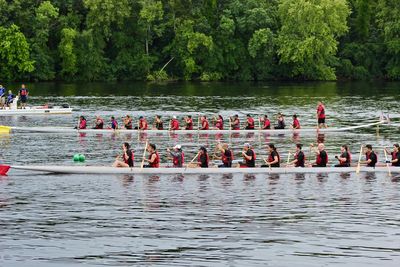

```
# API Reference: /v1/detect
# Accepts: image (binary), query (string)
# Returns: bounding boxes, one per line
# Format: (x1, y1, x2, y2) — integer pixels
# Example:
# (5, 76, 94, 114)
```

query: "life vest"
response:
(295, 151, 305, 167)
(221, 150, 233, 166)
(277, 118, 285, 128)
(149, 152, 160, 168)
(392, 152, 400, 166)
(139, 119, 148, 130)
(95, 119, 104, 129)
(339, 152, 351, 166)
(125, 119, 133, 129)
(247, 118, 255, 129)
(316, 150, 328, 166)
(366, 151, 377, 167)
(245, 149, 256, 167)
(202, 119, 209, 130)
(173, 151, 184, 167)
(232, 119, 240, 130)
(0, 88, 5, 96)
(79, 119, 87, 129)
(317, 105, 326, 119)
(268, 151, 280, 167)
(263, 119, 271, 129)
(171, 119, 179, 130)
(20, 89, 27, 96)
(215, 119, 223, 130)
(7, 94, 14, 102)
(156, 121, 163, 130)
(111, 120, 118, 129)
(124, 150, 134, 167)
(293, 119, 300, 129)
(198, 153, 209, 168)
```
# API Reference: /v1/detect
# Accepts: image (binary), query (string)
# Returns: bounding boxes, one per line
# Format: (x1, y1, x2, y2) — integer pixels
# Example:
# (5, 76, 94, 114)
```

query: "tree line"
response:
(0, 0, 399, 82)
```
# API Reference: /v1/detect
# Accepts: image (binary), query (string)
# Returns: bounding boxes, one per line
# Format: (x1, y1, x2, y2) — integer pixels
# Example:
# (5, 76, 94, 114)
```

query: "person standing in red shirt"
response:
(291, 114, 300, 129)
(316, 101, 327, 128)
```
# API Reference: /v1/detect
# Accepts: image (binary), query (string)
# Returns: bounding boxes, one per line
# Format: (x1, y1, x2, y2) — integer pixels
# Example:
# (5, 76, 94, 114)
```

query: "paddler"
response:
(94, 115, 104, 129)
(288, 144, 305, 167)
(123, 115, 133, 129)
(262, 143, 280, 167)
(138, 116, 148, 130)
(311, 143, 328, 167)
(75, 116, 87, 129)
(0, 85, 5, 109)
(167, 144, 184, 168)
(334, 145, 351, 167)
(275, 113, 285, 129)
(200, 116, 209, 130)
(110, 116, 118, 130)
(215, 143, 233, 168)
(18, 84, 29, 109)
(214, 115, 224, 130)
(245, 114, 255, 130)
(239, 143, 255, 167)
(317, 101, 327, 128)
(231, 114, 240, 130)
(197, 146, 209, 168)
(385, 144, 400, 166)
(291, 114, 300, 129)
(262, 115, 271, 129)
(360, 144, 377, 167)
(113, 142, 134, 167)
(170, 115, 180, 130)
(154, 115, 164, 130)
(143, 143, 160, 168)
(184, 115, 193, 130)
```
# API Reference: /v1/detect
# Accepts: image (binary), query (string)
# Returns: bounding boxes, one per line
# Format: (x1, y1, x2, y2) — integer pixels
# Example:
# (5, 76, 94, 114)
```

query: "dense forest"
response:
(0, 0, 399, 82)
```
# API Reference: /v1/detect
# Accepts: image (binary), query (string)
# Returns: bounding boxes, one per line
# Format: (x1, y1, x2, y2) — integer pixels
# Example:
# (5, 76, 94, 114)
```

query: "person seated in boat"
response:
(275, 113, 285, 129)
(93, 115, 104, 129)
(288, 144, 305, 167)
(144, 143, 160, 168)
(0, 85, 5, 109)
(311, 143, 328, 167)
(262, 115, 271, 129)
(239, 143, 255, 168)
(167, 144, 184, 168)
(213, 115, 224, 130)
(215, 143, 233, 168)
(18, 84, 29, 109)
(197, 146, 209, 168)
(113, 142, 134, 168)
(317, 101, 327, 129)
(384, 144, 400, 167)
(230, 115, 240, 130)
(245, 114, 255, 130)
(6, 90, 15, 107)
(262, 144, 280, 168)
(360, 144, 377, 167)
(170, 116, 180, 130)
(200, 116, 209, 130)
(110, 116, 118, 130)
(138, 116, 148, 130)
(184, 115, 193, 130)
(291, 114, 300, 129)
(122, 115, 133, 129)
(334, 145, 351, 167)
(74, 116, 87, 129)
(154, 115, 164, 130)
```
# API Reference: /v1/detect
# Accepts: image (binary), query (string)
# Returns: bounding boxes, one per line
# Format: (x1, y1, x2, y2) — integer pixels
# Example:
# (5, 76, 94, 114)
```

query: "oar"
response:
(185, 151, 200, 170)
(286, 151, 291, 166)
(356, 144, 363, 174)
(383, 147, 392, 177)
(263, 158, 272, 171)
(140, 140, 148, 169)
(197, 115, 201, 130)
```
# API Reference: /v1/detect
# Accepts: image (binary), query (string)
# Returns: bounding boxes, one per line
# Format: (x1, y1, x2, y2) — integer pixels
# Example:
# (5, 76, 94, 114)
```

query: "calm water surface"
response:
(0, 82, 400, 266)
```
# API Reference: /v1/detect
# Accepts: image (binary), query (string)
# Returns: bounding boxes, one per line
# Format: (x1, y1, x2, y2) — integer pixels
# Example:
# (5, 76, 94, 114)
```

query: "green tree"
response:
(58, 28, 78, 79)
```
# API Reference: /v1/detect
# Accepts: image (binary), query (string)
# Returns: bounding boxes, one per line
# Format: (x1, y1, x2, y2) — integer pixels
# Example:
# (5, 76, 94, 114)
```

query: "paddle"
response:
(286, 151, 291, 166)
(356, 144, 363, 174)
(263, 158, 272, 171)
(185, 151, 200, 170)
(197, 115, 201, 130)
(140, 140, 148, 169)
(383, 147, 392, 177)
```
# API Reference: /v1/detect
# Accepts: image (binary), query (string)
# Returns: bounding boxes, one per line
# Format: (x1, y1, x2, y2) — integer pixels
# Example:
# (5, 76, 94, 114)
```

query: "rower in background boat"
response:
(93, 116, 104, 129)
(288, 144, 305, 167)
(138, 116, 148, 130)
(123, 115, 133, 129)
(154, 115, 164, 130)
(239, 143, 255, 168)
(170, 116, 180, 130)
(245, 114, 255, 130)
(334, 145, 351, 167)
(167, 144, 184, 168)
(231, 114, 240, 130)
(262, 144, 280, 168)
(213, 115, 224, 130)
(317, 101, 327, 128)
(275, 113, 285, 129)
(261, 115, 271, 129)
(143, 143, 160, 168)
(110, 116, 118, 130)
(384, 144, 400, 166)
(0, 85, 5, 109)
(310, 143, 328, 167)
(291, 114, 301, 129)
(113, 142, 134, 168)
(359, 144, 377, 167)
(18, 84, 29, 109)
(184, 115, 193, 130)
(74, 116, 87, 129)
(200, 116, 209, 130)
(215, 143, 233, 168)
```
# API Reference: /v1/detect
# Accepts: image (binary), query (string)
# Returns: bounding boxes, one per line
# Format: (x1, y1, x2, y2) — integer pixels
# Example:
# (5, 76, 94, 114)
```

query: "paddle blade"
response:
(0, 126, 11, 134)
(0, 165, 11, 175)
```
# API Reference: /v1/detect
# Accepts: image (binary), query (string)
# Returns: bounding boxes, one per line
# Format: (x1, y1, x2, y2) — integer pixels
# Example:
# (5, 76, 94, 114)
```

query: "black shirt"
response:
(366, 151, 377, 167)
(269, 151, 280, 167)
(339, 151, 351, 166)
(199, 153, 208, 168)
(296, 151, 305, 167)
(245, 150, 255, 167)
(393, 152, 400, 166)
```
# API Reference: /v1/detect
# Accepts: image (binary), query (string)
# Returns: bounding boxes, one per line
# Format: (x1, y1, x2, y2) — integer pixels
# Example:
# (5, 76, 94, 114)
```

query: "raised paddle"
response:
(356, 145, 363, 174)
(286, 151, 291, 165)
(185, 151, 200, 170)
(140, 140, 148, 169)
(383, 147, 392, 177)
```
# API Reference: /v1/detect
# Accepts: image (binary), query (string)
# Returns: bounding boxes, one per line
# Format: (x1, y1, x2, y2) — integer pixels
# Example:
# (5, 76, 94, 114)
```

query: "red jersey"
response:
(215, 119, 223, 130)
(317, 104, 326, 119)
(247, 118, 255, 129)
(171, 119, 180, 130)
(263, 119, 271, 129)
(201, 119, 209, 130)
(139, 119, 148, 130)
(149, 152, 160, 168)
(293, 118, 300, 129)
(185, 118, 193, 130)
(79, 119, 87, 129)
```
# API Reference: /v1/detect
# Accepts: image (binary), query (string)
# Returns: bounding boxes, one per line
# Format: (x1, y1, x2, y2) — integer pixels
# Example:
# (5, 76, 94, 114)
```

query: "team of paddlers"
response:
(112, 142, 400, 169)
(77, 102, 327, 130)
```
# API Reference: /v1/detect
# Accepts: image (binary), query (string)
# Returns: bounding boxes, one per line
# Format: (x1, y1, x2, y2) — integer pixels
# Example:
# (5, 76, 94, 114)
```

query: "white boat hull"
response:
(0, 107, 72, 116)
(9, 120, 385, 135)
(10, 165, 399, 175)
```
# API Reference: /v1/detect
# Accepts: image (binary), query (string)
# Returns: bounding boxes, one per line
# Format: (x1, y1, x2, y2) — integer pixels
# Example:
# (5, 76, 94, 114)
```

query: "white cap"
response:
(173, 115, 177, 119)
(173, 144, 181, 150)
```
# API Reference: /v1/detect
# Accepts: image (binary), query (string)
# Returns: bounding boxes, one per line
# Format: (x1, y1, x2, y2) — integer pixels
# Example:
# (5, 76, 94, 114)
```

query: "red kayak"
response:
(0, 165, 10, 176)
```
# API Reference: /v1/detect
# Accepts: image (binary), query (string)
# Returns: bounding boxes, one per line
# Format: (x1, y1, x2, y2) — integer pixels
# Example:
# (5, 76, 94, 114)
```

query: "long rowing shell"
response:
(0, 107, 72, 116)
(7, 120, 386, 135)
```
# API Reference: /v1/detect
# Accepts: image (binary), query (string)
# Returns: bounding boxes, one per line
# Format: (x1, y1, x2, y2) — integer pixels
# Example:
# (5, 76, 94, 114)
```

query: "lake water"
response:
(0, 82, 399, 266)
